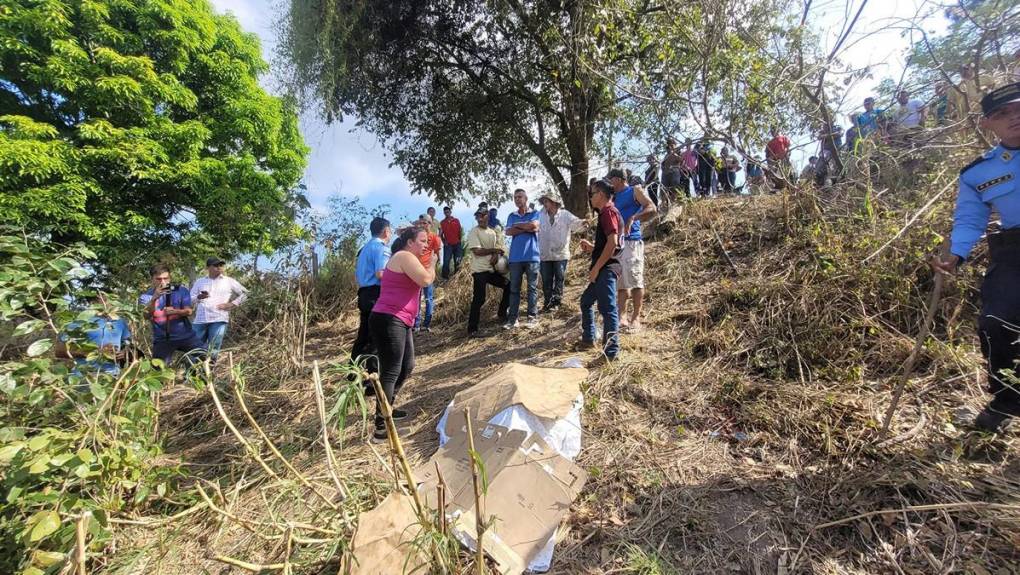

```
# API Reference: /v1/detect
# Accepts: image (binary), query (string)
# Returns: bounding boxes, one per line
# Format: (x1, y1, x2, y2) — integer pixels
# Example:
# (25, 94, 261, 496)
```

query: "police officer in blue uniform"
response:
(931, 82, 1020, 432)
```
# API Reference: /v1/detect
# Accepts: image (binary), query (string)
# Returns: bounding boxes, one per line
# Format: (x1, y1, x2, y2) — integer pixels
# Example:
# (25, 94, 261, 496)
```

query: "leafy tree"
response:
(0, 0, 309, 273)
(908, 0, 1018, 86)
(280, 0, 811, 214)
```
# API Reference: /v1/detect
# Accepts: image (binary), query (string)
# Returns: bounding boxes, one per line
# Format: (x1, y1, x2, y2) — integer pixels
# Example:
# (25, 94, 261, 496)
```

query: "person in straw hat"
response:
(537, 188, 585, 313)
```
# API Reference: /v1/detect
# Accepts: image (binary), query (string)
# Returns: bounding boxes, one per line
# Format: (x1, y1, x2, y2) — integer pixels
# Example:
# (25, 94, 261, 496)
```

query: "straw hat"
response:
(537, 189, 563, 207)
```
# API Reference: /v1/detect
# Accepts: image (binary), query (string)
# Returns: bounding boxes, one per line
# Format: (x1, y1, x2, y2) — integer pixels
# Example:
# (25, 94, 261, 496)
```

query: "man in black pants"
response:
(465, 208, 510, 336)
(351, 217, 392, 380)
(930, 83, 1020, 432)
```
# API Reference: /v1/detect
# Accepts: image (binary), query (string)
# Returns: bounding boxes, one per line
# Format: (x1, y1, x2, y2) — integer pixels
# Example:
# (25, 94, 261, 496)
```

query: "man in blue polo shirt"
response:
(504, 188, 541, 329)
(139, 264, 204, 367)
(608, 168, 656, 333)
(351, 217, 392, 376)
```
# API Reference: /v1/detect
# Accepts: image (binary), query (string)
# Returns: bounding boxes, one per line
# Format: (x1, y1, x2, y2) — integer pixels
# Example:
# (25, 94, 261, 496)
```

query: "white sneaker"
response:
(524, 317, 539, 328)
(503, 320, 519, 330)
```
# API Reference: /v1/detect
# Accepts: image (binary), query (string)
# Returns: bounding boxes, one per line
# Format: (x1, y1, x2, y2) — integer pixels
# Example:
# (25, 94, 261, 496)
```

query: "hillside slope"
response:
(110, 192, 1020, 574)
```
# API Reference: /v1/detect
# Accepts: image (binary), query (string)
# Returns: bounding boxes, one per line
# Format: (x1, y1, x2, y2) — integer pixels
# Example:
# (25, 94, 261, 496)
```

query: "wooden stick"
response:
(710, 223, 739, 274)
(813, 501, 1020, 531)
(465, 409, 485, 575)
(75, 512, 89, 575)
(880, 241, 949, 434)
(436, 462, 448, 536)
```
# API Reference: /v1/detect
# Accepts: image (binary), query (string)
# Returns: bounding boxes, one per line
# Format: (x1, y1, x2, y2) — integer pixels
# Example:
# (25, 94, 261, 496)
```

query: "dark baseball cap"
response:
(474, 208, 488, 216)
(206, 257, 226, 266)
(981, 82, 1020, 116)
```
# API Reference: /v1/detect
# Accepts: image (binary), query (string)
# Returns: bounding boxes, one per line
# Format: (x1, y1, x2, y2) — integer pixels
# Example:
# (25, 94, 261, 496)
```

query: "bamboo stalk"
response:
(368, 374, 424, 515)
(465, 409, 486, 575)
(225, 354, 340, 511)
(312, 360, 351, 500)
(75, 512, 89, 575)
(368, 373, 448, 574)
(436, 461, 448, 536)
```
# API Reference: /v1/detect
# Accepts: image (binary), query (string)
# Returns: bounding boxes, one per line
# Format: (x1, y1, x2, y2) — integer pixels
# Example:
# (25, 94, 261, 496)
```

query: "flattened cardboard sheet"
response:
(442, 363, 587, 439)
(349, 492, 426, 575)
(415, 423, 588, 572)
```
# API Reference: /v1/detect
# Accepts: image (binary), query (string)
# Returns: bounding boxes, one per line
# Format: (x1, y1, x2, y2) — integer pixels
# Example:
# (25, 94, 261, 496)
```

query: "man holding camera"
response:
(139, 264, 204, 367)
(190, 257, 248, 362)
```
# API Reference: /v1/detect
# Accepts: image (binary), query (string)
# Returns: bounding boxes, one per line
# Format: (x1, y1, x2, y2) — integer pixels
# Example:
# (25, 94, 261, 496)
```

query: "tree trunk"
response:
(563, 124, 592, 216)
(566, 160, 591, 216)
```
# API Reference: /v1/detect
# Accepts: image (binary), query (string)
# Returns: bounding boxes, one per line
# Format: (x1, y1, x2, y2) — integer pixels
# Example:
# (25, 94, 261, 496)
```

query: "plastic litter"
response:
(561, 357, 584, 368)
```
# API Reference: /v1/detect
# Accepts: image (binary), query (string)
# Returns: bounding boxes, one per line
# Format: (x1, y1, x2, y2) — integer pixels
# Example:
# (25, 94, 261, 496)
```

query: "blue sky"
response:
(211, 0, 944, 223)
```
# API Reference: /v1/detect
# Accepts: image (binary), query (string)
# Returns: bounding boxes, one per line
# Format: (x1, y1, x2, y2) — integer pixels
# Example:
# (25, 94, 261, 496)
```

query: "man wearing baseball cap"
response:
(931, 82, 1020, 432)
(537, 189, 584, 313)
(190, 257, 248, 361)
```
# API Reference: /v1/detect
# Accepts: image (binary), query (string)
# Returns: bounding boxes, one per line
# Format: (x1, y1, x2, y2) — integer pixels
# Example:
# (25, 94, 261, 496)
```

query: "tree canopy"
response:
(282, 0, 809, 213)
(0, 0, 309, 273)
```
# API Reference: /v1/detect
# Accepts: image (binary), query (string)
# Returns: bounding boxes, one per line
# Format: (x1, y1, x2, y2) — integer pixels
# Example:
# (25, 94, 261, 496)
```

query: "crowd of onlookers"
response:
(642, 59, 1020, 199)
(352, 169, 656, 441)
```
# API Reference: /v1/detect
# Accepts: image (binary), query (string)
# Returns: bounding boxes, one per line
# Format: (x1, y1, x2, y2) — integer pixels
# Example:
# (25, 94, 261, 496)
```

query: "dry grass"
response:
(105, 146, 1020, 574)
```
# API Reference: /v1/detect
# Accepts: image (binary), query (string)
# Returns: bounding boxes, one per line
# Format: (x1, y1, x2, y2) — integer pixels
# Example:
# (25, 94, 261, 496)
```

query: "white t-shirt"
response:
(896, 100, 924, 128)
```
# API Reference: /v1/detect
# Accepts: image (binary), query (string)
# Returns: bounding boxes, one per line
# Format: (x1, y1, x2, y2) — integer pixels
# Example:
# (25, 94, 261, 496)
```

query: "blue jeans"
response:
(414, 284, 434, 329)
(507, 261, 539, 323)
(442, 243, 463, 279)
(193, 322, 228, 360)
(580, 268, 619, 359)
(540, 260, 568, 309)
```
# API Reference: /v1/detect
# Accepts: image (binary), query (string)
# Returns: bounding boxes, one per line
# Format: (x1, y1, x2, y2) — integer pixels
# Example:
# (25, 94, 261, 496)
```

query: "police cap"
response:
(981, 82, 1020, 116)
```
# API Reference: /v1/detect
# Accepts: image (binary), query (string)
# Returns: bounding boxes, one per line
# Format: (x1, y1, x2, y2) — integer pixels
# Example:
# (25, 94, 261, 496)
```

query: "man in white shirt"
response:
(190, 257, 248, 361)
(536, 189, 585, 313)
(894, 89, 926, 130)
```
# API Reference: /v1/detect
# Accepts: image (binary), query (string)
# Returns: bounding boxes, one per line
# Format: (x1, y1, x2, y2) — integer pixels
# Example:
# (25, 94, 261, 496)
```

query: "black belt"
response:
(988, 228, 1020, 265)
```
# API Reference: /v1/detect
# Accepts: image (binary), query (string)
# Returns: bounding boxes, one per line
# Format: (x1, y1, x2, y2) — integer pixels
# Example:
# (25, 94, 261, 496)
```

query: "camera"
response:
(159, 283, 182, 295)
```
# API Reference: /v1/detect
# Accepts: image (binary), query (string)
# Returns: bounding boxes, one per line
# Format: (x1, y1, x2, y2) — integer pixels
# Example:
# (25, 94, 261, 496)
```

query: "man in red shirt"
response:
(765, 126, 792, 191)
(439, 206, 463, 279)
(414, 216, 442, 332)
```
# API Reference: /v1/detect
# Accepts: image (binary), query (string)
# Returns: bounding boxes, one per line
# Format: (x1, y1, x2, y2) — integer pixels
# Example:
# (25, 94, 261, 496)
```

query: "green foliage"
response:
(0, 233, 178, 574)
(0, 0, 309, 273)
(907, 0, 1018, 87)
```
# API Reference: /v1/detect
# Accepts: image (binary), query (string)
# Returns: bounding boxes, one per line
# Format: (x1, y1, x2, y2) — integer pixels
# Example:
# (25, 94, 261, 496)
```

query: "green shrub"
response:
(0, 234, 178, 574)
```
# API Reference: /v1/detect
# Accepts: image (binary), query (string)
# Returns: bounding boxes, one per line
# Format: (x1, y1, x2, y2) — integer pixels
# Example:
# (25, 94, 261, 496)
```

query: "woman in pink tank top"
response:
(368, 226, 437, 442)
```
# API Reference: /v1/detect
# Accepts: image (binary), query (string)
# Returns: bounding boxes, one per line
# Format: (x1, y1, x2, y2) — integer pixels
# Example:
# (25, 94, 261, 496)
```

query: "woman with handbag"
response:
(465, 208, 511, 337)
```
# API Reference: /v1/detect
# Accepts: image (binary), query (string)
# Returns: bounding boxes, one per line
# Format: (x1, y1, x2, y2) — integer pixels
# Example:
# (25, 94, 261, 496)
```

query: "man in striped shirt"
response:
(190, 257, 248, 361)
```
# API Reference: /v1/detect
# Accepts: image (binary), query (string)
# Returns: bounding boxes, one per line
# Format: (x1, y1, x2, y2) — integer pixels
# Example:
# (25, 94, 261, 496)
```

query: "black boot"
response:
(973, 407, 1010, 433)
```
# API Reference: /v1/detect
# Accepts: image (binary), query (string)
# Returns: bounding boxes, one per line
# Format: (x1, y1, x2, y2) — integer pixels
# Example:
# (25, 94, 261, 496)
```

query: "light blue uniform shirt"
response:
(951, 144, 1020, 260)
(356, 237, 391, 288)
